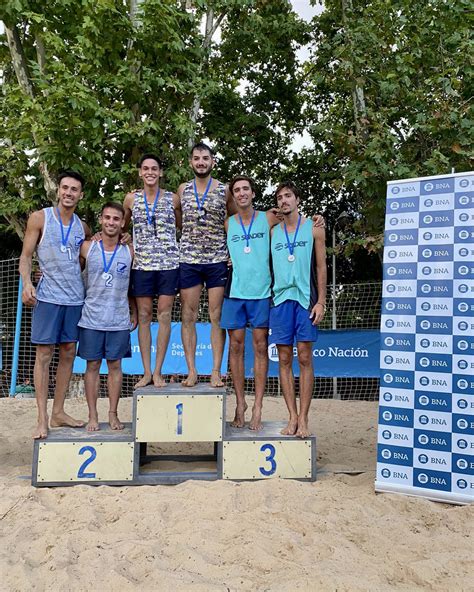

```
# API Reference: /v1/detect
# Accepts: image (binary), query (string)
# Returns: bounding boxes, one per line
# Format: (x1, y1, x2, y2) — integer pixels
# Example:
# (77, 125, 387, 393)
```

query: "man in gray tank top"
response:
(19, 171, 91, 439)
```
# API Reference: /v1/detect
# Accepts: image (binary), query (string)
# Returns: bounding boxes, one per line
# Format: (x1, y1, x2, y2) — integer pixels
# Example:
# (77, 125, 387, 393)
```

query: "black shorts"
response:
(129, 269, 179, 297)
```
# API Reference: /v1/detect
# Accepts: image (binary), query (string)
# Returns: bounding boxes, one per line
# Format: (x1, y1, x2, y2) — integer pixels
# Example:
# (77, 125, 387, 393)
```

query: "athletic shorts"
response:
(180, 261, 228, 290)
(220, 297, 270, 330)
(77, 328, 132, 361)
(269, 300, 318, 345)
(130, 268, 179, 297)
(31, 301, 83, 344)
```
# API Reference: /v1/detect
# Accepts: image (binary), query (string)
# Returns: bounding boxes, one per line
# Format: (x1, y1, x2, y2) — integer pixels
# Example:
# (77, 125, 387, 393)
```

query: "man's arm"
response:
(225, 185, 237, 216)
(309, 226, 327, 325)
(266, 210, 325, 229)
(19, 210, 44, 306)
(82, 221, 92, 240)
(123, 192, 134, 232)
(173, 192, 182, 230)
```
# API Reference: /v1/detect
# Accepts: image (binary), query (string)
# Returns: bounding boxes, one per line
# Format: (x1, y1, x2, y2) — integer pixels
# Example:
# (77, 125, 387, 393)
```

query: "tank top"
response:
(226, 211, 271, 299)
(132, 190, 179, 271)
(78, 241, 132, 331)
(36, 207, 85, 305)
(179, 179, 228, 264)
(271, 217, 316, 309)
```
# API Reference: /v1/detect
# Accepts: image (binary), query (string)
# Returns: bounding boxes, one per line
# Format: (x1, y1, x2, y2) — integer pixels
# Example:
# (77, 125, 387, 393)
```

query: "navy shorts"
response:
(130, 268, 179, 297)
(220, 297, 270, 330)
(31, 301, 83, 344)
(269, 300, 318, 345)
(180, 261, 228, 290)
(77, 328, 132, 361)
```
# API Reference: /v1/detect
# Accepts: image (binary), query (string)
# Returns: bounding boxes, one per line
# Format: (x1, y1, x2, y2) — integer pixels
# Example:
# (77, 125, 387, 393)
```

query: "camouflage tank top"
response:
(179, 179, 228, 264)
(132, 189, 179, 271)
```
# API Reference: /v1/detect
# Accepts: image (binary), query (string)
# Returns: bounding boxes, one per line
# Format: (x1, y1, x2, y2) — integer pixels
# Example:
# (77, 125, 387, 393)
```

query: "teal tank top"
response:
(226, 211, 271, 299)
(271, 217, 314, 309)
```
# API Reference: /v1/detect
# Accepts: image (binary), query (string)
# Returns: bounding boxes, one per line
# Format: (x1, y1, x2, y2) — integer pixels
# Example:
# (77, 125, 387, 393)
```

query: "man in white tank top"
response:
(19, 171, 91, 439)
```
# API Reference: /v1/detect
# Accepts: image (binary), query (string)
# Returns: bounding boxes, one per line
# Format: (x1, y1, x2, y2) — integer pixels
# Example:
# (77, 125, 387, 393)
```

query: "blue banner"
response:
(245, 329, 380, 378)
(73, 322, 229, 375)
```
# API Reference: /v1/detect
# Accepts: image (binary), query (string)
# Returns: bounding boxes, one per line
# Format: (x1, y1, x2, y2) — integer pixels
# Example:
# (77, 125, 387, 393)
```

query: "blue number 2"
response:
(259, 443, 277, 476)
(176, 403, 183, 435)
(77, 445, 97, 478)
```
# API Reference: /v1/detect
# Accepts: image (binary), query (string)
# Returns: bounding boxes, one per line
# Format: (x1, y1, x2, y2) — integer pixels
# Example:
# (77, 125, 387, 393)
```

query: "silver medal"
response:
(60, 245, 67, 253)
(102, 272, 112, 280)
(288, 254, 295, 262)
(198, 209, 205, 217)
(244, 246, 251, 254)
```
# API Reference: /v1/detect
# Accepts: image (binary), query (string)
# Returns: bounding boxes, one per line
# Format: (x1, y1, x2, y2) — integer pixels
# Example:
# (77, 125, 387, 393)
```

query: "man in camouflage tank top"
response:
(176, 142, 236, 387)
(123, 154, 181, 389)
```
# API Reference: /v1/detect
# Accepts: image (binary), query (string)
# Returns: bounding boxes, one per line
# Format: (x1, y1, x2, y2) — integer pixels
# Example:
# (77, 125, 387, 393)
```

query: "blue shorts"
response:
(31, 301, 83, 344)
(77, 328, 132, 361)
(220, 297, 270, 330)
(130, 268, 179, 297)
(269, 300, 318, 345)
(180, 262, 228, 290)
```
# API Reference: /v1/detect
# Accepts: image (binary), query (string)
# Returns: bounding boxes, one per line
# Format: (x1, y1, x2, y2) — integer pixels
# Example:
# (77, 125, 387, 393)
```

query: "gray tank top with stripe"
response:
(78, 241, 132, 331)
(36, 207, 85, 305)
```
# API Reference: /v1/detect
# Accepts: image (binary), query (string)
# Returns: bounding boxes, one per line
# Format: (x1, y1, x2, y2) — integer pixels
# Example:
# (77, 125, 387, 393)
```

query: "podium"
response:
(32, 384, 316, 486)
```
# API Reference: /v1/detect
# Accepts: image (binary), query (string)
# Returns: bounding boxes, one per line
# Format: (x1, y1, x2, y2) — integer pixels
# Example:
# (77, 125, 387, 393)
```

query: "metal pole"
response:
(9, 277, 23, 397)
(332, 227, 339, 400)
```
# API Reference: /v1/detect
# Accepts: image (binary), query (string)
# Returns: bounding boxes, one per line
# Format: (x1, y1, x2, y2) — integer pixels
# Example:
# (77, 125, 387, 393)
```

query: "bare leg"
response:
(249, 328, 268, 431)
(50, 342, 84, 428)
(277, 344, 298, 435)
(134, 296, 153, 388)
(84, 359, 101, 431)
(208, 286, 225, 387)
(228, 329, 247, 427)
(153, 295, 174, 387)
(107, 359, 124, 430)
(32, 344, 54, 439)
(181, 284, 202, 387)
(296, 341, 314, 438)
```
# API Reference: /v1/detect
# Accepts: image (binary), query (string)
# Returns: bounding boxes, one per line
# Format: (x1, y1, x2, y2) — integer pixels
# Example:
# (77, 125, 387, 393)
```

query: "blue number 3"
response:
(77, 445, 97, 478)
(259, 443, 277, 476)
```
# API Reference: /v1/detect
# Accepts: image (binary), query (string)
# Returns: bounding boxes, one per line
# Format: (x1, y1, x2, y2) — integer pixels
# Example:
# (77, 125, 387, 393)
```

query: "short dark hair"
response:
(190, 141, 215, 157)
(275, 180, 302, 200)
(229, 175, 256, 195)
(137, 153, 163, 168)
(57, 170, 85, 190)
(100, 201, 125, 217)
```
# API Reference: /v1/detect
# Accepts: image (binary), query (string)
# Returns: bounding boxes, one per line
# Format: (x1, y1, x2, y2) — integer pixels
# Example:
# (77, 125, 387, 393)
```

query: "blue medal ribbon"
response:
(56, 208, 74, 247)
(143, 189, 160, 225)
(283, 215, 302, 258)
(100, 240, 120, 275)
(238, 210, 256, 250)
(193, 177, 213, 214)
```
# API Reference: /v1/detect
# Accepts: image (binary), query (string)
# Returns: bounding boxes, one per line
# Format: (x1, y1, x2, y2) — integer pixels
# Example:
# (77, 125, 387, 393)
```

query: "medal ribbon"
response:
(238, 210, 256, 250)
(283, 215, 302, 258)
(143, 189, 161, 225)
(193, 177, 213, 213)
(57, 208, 73, 247)
(100, 240, 120, 274)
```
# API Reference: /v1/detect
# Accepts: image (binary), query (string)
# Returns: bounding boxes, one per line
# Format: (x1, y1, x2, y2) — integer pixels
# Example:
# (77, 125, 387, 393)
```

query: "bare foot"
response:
(134, 374, 152, 389)
(109, 411, 124, 430)
(296, 418, 311, 439)
(152, 373, 166, 387)
(33, 416, 49, 439)
(281, 417, 298, 436)
(86, 417, 100, 432)
(230, 403, 248, 428)
(249, 406, 263, 431)
(50, 411, 84, 428)
(210, 370, 224, 388)
(182, 371, 198, 387)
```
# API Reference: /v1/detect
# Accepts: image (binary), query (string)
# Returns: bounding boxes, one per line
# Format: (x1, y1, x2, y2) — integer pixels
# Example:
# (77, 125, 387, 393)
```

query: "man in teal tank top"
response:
(270, 181, 327, 438)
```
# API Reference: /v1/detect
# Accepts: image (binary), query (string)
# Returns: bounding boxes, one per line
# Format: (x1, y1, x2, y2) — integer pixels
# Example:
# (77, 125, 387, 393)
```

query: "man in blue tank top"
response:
(270, 181, 327, 438)
(19, 171, 91, 439)
(77, 202, 136, 431)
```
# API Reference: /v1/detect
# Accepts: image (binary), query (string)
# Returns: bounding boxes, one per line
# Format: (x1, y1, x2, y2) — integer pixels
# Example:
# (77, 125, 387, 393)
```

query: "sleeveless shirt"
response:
(132, 190, 179, 271)
(179, 180, 228, 264)
(226, 211, 271, 299)
(36, 207, 85, 305)
(78, 241, 132, 331)
(271, 218, 316, 310)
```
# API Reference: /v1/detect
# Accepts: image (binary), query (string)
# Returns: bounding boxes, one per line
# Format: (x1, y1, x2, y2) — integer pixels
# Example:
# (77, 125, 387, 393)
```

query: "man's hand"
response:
(270, 207, 283, 221)
(91, 231, 102, 242)
(130, 311, 138, 332)
(309, 302, 326, 325)
(120, 232, 132, 245)
(22, 283, 37, 306)
(312, 215, 325, 228)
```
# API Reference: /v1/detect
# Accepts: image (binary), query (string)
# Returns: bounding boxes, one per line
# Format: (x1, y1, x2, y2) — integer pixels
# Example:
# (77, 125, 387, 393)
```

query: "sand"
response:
(0, 396, 472, 592)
